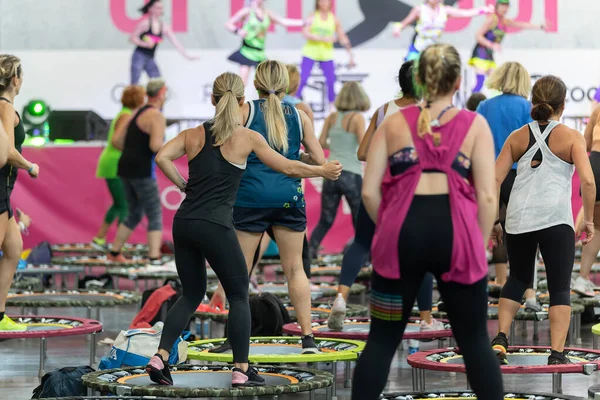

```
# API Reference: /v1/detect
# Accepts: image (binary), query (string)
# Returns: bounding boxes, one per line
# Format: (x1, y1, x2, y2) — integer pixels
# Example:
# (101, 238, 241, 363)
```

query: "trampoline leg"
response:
(594, 334, 598, 350)
(312, 388, 318, 400)
(94, 307, 100, 321)
(419, 368, 425, 390)
(89, 331, 97, 367)
(209, 321, 213, 338)
(114, 276, 119, 289)
(509, 323, 515, 345)
(533, 319, 539, 342)
(344, 360, 351, 388)
(552, 373, 562, 393)
(568, 315, 575, 345)
(331, 361, 337, 398)
(576, 313, 582, 345)
(449, 337, 455, 348)
(466, 376, 470, 390)
(39, 337, 46, 380)
(20, 306, 25, 315)
(86, 307, 92, 319)
(32, 307, 38, 316)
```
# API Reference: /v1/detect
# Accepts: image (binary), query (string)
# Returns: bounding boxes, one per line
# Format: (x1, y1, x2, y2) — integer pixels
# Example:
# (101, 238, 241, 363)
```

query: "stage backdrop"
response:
(13, 144, 353, 253)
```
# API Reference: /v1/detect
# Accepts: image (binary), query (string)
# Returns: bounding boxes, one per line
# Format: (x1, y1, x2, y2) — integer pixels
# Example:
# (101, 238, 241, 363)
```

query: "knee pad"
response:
(500, 276, 528, 303)
(549, 290, 572, 307)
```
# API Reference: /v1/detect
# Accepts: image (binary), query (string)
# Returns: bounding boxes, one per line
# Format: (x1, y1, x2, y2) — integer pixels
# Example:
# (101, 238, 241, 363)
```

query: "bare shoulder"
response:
(0, 101, 15, 122)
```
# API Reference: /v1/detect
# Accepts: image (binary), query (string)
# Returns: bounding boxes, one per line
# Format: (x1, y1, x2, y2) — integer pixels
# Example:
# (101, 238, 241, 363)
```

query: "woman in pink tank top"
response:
(351, 44, 503, 400)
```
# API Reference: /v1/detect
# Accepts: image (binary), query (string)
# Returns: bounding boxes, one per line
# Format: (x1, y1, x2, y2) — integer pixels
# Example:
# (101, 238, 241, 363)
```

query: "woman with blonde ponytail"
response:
(211, 60, 331, 354)
(352, 43, 502, 399)
(151, 71, 341, 387)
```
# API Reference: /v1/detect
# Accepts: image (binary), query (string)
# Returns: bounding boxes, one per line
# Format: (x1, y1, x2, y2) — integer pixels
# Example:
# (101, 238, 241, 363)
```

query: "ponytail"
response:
(211, 73, 245, 146)
(264, 91, 289, 154)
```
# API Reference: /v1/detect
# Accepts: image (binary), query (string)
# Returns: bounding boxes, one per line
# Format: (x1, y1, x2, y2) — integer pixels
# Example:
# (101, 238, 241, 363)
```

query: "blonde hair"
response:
(254, 60, 290, 154)
(212, 72, 245, 147)
(146, 78, 166, 98)
(0, 54, 22, 93)
(414, 44, 462, 136)
(334, 82, 371, 112)
(286, 65, 300, 96)
(486, 61, 531, 98)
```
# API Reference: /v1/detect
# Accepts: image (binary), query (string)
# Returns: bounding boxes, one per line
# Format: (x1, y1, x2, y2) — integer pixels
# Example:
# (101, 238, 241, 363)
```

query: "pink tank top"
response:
(370, 105, 488, 284)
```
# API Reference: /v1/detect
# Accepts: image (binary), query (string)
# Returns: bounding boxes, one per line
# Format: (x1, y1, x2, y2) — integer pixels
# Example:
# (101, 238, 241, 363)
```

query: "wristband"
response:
(27, 164, 34, 173)
(18, 221, 25, 232)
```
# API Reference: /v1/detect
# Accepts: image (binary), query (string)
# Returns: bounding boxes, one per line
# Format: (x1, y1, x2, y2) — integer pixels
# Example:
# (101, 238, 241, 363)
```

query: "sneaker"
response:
(573, 276, 595, 298)
(524, 298, 542, 312)
(249, 283, 259, 295)
(420, 318, 445, 332)
(107, 253, 128, 263)
(327, 294, 346, 331)
(301, 334, 320, 354)
(148, 258, 163, 266)
(0, 315, 27, 331)
(232, 367, 265, 387)
(208, 342, 232, 353)
(145, 354, 173, 385)
(91, 237, 107, 251)
(491, 333, 509, 365)
(548, 350, 573, 365)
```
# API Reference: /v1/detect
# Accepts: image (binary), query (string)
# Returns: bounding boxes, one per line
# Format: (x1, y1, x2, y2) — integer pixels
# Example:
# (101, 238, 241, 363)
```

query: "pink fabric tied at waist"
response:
(370, 106, 488, 285)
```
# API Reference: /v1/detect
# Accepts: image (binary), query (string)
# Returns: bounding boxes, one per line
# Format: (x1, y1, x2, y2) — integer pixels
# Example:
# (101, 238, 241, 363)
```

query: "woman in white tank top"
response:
(492, 75, 596, 365)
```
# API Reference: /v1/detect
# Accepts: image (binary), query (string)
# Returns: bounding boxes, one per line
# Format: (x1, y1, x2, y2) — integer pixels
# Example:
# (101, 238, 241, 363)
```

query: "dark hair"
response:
(466, 93, 487, 112)
(530, 75, 566, 121)
(398, 61, 416, 98)
(140, 0, 160, 14)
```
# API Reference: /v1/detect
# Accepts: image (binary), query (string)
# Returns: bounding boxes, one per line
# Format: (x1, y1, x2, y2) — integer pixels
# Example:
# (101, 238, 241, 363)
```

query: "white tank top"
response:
(505, 121, 575, 234)
(376, 100, 401, 127)
(413, 4, 447, 52)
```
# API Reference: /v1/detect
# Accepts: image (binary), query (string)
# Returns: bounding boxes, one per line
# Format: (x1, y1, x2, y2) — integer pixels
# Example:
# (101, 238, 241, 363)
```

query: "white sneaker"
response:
(573, 276, 595, 298)
(524, 298, 542, 312)
(420, 318, 445, 332)
(326, 294, 346, 331)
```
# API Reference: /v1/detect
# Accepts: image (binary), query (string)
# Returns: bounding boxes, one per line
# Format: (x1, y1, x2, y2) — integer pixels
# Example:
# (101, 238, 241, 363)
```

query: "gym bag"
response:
(31, 365, 94, 398)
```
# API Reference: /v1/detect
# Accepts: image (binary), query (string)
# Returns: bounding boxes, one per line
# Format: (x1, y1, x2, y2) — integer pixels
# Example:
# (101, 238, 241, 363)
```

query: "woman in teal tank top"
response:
(309, 82, 369, 258)
(91, 86, 145, 250)
(0, 55, 39, 332)
(226, 0, 305, 85)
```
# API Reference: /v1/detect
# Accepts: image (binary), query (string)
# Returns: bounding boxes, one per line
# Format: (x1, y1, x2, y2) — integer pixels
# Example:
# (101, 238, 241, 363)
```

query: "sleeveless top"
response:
(303, 11, 336, 61)
(175, 122, 245, 228)
(471, 14, 507, 60)
(136, 18, 163, 57)
(371, 106, 487, 284)
(97, 107, 131, 179)
(235, 99, 305, 209)
(118, 105, 157, 179)
(327, 112, 362, 176)
(505, 121, 574, 234)
(0, 97, 25, 189)
(413, 4, 447, 52)
(376, 100, 402, 127)
(239, 9, 271, 63)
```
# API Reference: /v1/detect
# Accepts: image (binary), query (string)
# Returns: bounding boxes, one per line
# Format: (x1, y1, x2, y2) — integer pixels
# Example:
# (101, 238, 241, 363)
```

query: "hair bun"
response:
(531, 101, 554, 121)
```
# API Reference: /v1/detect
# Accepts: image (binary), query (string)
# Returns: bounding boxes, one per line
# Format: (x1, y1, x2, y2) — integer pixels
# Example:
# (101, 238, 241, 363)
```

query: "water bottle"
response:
(408, 339, 420, 354)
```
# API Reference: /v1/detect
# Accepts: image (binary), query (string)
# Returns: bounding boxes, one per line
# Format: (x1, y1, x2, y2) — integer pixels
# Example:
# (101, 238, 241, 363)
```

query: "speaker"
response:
(48, 110, 109, 142)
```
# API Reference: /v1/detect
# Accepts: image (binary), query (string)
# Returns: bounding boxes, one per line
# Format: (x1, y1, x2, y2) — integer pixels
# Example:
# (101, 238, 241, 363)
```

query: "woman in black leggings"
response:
(491, 75, 596, 365)
(146, 72, 342, 387)
(352, 44, 503, 399)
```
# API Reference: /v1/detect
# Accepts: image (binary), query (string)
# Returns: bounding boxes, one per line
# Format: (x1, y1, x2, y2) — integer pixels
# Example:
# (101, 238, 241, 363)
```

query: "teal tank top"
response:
(235, 99, 305, 209)
(327, 112, 362, 176)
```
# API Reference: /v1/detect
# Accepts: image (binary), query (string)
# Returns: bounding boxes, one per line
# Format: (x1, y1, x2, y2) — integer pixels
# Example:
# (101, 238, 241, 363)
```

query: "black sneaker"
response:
(232, 366, 265, 387)
(208, 341, 232, 353)
(146, 354, 173, 385)
(491, 333, 509, 365)
(548, 350, 573, 365)
(301, 334, 320, 354)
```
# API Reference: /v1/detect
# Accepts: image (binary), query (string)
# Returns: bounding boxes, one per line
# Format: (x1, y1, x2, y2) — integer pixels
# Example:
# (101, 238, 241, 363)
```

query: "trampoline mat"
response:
(444, 353, 587, 365)
(314, 322, 422, 334)
(260, 284, 332, 294)
(9, 293, 124, 302)
(203, 344, 323, 355)
(119, 370, 295, 387)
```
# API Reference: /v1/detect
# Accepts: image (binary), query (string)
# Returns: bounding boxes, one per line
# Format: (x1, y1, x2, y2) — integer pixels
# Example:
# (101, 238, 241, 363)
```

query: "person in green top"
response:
(92, 85, 146, 250)
(225, 0, 305, 85)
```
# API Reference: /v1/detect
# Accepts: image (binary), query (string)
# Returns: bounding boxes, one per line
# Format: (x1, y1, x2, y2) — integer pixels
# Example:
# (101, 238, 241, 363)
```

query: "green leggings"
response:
(104, 178, 128, 224)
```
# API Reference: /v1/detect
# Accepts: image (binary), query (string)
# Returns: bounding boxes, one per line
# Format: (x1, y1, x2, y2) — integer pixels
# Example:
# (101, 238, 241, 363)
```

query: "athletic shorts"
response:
(233, 207, 307, 233)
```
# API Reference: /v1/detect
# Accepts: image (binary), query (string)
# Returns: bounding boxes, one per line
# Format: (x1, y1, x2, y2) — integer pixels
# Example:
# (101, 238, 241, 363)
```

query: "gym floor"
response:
(1, 302, 599, 399)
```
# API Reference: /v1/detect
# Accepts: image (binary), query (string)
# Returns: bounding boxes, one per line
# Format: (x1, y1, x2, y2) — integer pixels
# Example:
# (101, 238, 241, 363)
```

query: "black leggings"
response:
(352, 195, 503, 400)
(502, 224, 574, 307)
(251, 228, 311, 279)
(159, 219, 250, 363)
(309, 171, 362, 256)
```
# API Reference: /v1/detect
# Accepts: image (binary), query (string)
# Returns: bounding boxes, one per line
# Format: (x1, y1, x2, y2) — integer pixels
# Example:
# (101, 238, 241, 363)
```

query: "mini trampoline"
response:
(381, 391, 580, 400)
(7, 290, 141, 319)
(17, 265, 85, 290)
(207, 282, 366, 301)
(52, 255, 154, 267)
(11, 276, 42, 290)
(273, 265, 372, 279)
(0, 315, 102, 378)
(51, 242, 148, 255)
(82, 364, 333, 399)
(316, 254, 344, 266)
(188, 337, 365, 396)
(407, 346, 600, 393)
(283, 317, 453, 342)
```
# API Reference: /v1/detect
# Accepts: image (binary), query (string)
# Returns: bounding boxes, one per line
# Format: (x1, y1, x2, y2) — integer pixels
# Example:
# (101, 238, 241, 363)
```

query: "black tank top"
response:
(0, 97, 26, 188)
(136, 18, 163, 57)
(175, 122, 245, 228)
(118, 105, 156, 179)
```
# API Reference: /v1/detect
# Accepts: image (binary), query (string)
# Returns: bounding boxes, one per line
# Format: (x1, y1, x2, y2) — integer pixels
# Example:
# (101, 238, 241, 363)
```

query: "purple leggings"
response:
(297, 57, 337, 103)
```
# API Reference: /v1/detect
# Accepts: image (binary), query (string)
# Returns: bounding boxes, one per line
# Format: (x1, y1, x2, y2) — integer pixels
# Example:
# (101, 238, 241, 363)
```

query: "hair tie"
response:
(226, 90, 233, 93)
(268, 90, 276, 95)
(426, 100, 433, 108)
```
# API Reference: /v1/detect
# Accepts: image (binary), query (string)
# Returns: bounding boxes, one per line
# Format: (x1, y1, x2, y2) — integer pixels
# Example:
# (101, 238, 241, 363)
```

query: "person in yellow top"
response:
(296, 0, 354, 107)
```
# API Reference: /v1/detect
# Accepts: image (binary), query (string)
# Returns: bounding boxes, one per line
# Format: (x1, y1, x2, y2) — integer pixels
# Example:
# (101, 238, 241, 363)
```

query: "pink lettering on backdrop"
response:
(110, 0, 187, 33)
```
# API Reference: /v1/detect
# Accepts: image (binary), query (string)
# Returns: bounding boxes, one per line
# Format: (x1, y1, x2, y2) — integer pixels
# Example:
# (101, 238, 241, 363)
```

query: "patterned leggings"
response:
(309, 171, 362, 257)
